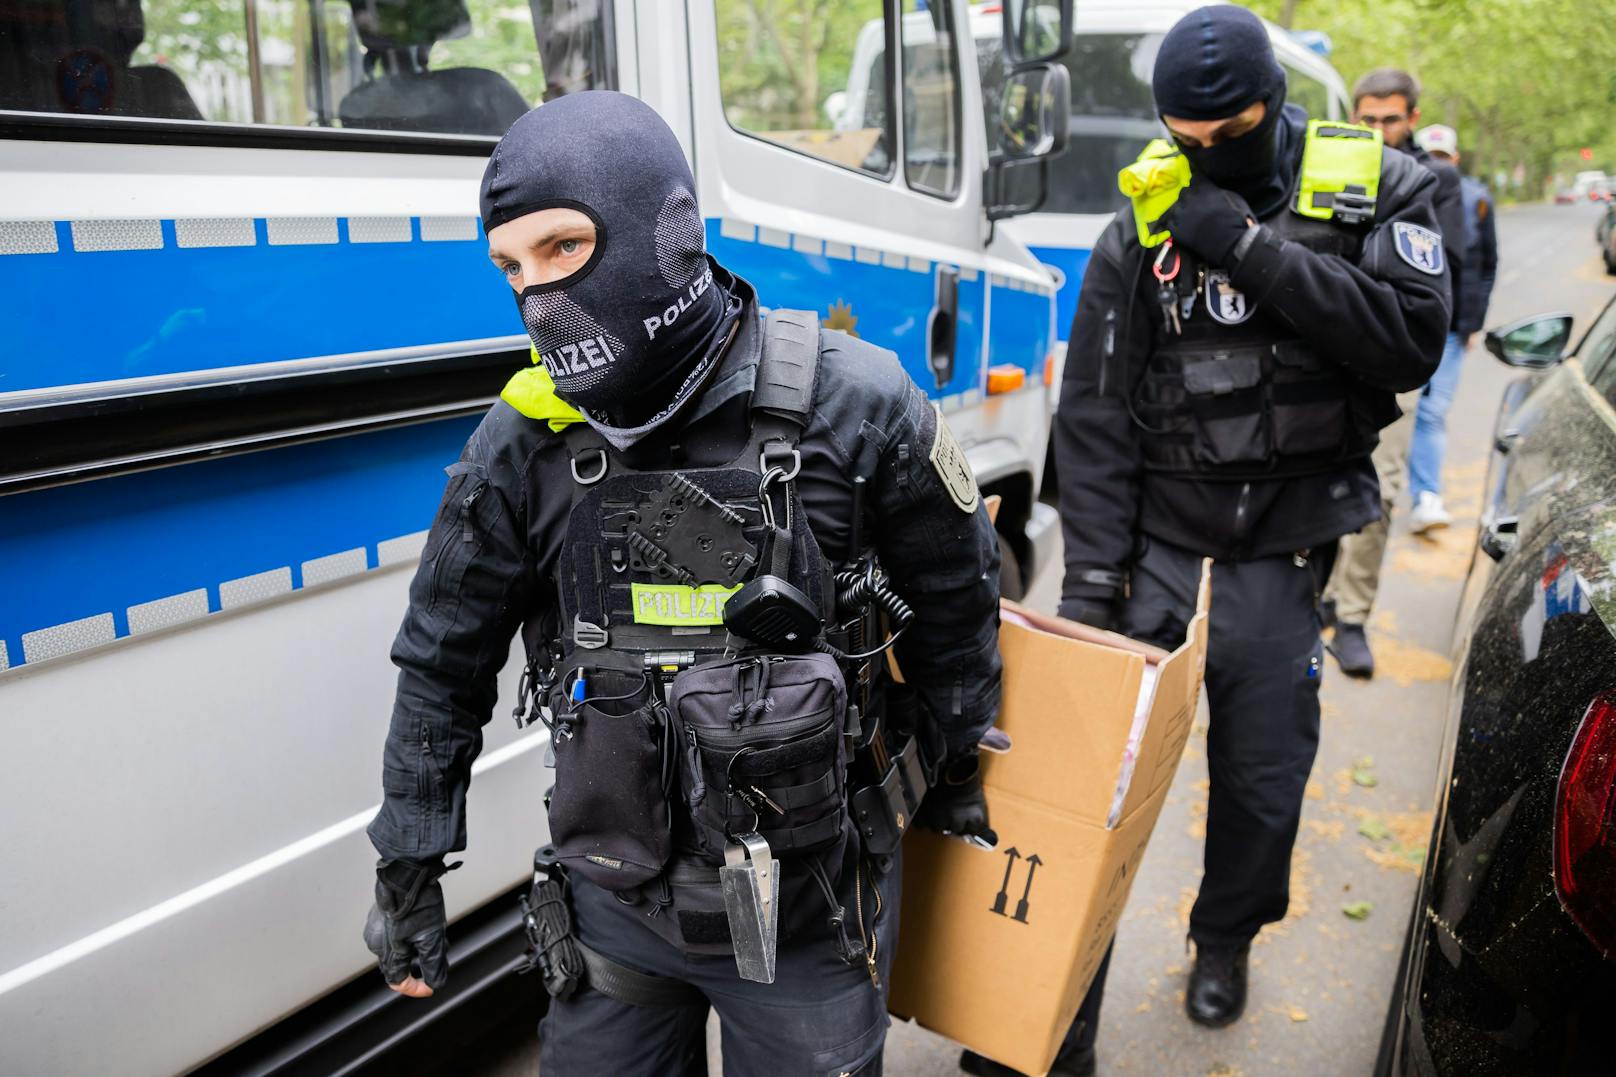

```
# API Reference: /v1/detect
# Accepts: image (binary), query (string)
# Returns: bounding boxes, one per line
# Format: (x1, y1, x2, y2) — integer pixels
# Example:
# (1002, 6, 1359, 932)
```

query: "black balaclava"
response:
(480, 91, 738, 449)
(1152, 5, 1295, 217)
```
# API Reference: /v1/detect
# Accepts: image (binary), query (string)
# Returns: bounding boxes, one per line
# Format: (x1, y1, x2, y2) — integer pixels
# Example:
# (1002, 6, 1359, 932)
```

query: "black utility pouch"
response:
(546, 669, 674, 890)
(668, 652, 849, 862)
(1269, 344, 1351, 457)
(1183, 352, 1271, 467)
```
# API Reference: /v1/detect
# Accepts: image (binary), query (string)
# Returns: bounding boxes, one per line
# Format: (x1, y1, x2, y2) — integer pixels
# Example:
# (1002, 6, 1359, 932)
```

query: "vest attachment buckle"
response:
(759, 441, 801, 482)
(570, 448, 608, 486)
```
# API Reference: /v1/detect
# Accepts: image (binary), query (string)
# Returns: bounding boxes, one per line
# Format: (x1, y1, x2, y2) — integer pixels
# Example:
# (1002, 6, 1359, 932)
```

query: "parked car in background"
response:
(1374, 300, 1616, 1075)
(1573, 169, 1610, 200)
(1599, 201, 1616, 275)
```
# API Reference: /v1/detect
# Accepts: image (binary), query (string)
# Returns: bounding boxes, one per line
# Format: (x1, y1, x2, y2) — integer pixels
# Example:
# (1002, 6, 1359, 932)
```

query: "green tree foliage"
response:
(716, 0, 881, 131)
(1249, 0, 1616, 194)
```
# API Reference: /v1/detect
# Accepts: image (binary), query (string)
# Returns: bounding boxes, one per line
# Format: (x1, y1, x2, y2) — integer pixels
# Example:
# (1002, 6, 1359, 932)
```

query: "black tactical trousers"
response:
(1056, 535, 1333, 1057)
(539, 853, 900, 1076)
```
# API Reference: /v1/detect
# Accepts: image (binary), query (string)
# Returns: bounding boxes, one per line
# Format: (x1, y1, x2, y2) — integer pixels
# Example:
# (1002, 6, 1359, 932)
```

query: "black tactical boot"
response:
(1328, 622, 1375, 678)
(1185, 942, 1250, 1028)
(960, 1046, 1096, 1077)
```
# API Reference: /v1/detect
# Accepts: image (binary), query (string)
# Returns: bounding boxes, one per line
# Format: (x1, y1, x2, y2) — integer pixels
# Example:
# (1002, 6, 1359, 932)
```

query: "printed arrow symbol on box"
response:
(990, 846, 1020, 916)
(1012, 854, 1042, 923)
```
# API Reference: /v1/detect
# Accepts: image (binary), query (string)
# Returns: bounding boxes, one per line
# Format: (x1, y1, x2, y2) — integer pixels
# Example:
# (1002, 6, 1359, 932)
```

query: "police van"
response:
(0, 1, 1069, 1071)
(969, 0, 1351, 426)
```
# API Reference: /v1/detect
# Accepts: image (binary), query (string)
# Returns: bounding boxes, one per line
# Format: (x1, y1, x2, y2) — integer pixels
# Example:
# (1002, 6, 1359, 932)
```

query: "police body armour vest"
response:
(1132, 124, 1389, 480)
(526, 311, 876, 962)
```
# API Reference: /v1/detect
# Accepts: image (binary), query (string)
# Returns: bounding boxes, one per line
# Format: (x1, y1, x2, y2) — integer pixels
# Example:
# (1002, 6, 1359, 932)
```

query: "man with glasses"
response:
(1321, 68, 1466, 678)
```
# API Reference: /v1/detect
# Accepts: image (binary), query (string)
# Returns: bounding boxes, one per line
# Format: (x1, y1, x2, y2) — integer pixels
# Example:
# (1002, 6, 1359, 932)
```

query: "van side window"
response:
(900, 0, 962, 199)
(713, 0, 893, 179)
(1284, 64, 1332, 123)
(0, 0, 615, 138)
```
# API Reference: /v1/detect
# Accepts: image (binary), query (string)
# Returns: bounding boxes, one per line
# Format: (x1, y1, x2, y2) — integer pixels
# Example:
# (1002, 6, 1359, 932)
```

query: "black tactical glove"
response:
(1162, 180, 1256, 266)
(363, 858, 458, 991)
(919, 753, 997, 847)
(1058, 595, 1119, 632)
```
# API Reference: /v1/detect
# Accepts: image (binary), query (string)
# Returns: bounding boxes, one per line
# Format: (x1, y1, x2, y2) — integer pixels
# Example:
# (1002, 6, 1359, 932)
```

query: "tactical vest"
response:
(1126, 122, 1395, 481)
(510, 312, 928, 973)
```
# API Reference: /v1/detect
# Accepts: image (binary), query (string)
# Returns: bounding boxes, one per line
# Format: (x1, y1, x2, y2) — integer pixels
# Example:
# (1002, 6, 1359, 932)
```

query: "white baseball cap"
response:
(1416, 124, 1459, 158)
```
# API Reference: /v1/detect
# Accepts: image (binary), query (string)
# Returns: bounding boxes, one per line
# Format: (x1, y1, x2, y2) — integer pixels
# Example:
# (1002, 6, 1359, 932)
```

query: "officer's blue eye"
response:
(559, 238, 581, 255)
(503, 262, 521, 279)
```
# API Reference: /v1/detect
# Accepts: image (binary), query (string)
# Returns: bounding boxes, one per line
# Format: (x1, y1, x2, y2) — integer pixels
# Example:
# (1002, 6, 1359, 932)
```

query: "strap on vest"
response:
(751, 309, 820, 477)
(577, 939, 707, 1007)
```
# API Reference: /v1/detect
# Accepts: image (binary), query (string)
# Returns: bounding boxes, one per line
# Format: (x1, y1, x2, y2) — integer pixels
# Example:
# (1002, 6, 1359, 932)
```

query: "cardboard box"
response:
(889, 564, 1210, 1076)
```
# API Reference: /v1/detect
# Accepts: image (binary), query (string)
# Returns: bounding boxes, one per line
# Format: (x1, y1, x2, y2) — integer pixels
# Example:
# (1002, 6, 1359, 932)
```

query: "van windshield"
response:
(980, 31, 1164, 216)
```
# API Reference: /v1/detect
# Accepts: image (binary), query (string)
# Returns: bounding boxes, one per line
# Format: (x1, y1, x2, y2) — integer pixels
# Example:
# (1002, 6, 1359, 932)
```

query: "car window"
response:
(1283, 63, 1332, 121)
(715, 0, 893, 180)
(900, 0, 962, 199)
(1579, 296, 1616, 403)
(0, 0, 615, 137)
(979, 31, 1162, 216)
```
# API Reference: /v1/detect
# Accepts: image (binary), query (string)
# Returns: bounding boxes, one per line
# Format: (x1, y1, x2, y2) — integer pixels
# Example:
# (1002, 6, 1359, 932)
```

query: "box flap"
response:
(986, 603, 1145, 826)
(1117, 561, 1211, 821)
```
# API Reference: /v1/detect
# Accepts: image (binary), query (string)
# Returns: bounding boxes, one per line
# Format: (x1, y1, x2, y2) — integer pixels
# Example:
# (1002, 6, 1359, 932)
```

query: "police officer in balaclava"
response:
(361, 91, 1003, 1074)
(961, 8, 1450, 1075)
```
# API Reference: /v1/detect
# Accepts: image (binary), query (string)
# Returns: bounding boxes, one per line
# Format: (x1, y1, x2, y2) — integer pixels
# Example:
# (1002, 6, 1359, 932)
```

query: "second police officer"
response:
(1036, 4, 1449, 1067)
(360, 91, 1002, 1075)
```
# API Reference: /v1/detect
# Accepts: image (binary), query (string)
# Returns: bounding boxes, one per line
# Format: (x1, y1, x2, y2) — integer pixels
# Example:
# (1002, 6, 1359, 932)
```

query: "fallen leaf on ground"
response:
(1343, 901, 1373, 920)
(1288, 1008, 1309, 1022)
(1352, 764, 1379, 788)
(1358, 816, 1391, 841)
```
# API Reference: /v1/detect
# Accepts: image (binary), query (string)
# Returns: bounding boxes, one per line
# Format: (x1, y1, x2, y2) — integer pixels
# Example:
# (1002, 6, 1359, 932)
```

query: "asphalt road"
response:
(470, 200, 1616, 1077)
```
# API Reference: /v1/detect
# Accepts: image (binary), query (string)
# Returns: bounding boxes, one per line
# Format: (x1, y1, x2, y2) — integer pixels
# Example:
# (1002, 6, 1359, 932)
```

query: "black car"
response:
(1600, 201, 1616, 275)
(1376, 301, 1616, 1075)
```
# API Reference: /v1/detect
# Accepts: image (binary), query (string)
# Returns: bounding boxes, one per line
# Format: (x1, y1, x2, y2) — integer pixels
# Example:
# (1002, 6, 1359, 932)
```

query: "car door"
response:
(1406, 299, 1616, 1073)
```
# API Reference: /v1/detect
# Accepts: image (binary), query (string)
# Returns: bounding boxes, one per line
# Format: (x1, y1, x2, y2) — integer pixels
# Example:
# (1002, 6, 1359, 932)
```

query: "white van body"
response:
(0, 2, 1057, 1072)
(970, 0, 1352, 383)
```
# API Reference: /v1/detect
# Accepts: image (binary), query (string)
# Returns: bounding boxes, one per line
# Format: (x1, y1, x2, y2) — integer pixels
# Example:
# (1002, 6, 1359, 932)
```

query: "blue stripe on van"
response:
(1030, 243, 1093, 344)
(0, 416, 478, 668)
(0, 218, 510, 395)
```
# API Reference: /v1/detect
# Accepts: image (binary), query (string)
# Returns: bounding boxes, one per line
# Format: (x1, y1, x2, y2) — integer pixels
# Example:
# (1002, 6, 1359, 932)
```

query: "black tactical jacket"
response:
(368, 276, 1003, 864)
(1056, 135, 1450, 614)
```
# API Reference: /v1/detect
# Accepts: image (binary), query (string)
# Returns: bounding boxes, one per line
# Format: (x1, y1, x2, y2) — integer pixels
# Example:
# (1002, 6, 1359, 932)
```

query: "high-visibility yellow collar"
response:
(501, 347, 585, 431)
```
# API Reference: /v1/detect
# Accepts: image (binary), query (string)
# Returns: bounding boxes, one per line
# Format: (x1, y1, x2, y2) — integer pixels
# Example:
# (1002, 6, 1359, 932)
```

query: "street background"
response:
(474, 201, 1616, 1076)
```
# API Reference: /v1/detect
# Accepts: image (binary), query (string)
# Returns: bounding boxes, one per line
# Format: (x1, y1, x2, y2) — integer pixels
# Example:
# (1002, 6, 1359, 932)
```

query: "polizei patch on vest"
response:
(1204, 269, 1254, 325)
(630, 582, 741, 626)
(929, 405, 979, 514)
(1392, 222, 1444, 276)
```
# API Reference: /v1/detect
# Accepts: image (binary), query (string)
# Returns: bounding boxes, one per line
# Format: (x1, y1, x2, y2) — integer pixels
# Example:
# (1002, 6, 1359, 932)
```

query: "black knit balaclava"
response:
(479, 91, 737, 448)
(1152, 5, 1294, 216)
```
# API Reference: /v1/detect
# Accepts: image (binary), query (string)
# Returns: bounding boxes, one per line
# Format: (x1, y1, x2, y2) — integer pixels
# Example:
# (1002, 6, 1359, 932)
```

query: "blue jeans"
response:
(1409, 332, 1466, 500)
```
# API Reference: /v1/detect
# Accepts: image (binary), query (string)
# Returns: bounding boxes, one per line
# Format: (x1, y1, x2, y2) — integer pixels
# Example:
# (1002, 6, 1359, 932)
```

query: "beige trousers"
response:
(1324, 392, 1421, 625)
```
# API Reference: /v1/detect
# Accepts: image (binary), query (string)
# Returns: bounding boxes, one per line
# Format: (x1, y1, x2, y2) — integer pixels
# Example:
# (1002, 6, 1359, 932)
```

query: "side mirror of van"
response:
(986, 63, 1070, 220)
(1001, 0, 1073, 65)
(997, 64, 1070, 161)
(1485, 312, 1574, 369)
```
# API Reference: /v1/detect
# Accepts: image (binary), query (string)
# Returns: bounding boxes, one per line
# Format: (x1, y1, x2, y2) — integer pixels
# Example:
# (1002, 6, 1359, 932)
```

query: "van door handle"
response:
(928, 265, 960, 390)
(1495, 428, 1520, 455)
(1479, 515, 1518, 562)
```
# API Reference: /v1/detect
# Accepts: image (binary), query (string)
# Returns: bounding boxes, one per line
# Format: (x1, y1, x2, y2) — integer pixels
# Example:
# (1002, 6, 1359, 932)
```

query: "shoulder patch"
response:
(929, 405, 979, 514)
(1392, 222, 1445, 276)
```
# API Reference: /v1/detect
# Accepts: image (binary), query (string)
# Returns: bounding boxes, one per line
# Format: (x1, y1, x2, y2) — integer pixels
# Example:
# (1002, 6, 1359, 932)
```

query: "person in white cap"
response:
(1410, 123, 1498, 535)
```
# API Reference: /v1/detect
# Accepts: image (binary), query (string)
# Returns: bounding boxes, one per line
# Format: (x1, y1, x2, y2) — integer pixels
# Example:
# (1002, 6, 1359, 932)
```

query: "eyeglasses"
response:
(1356, 114, 1408, 127)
